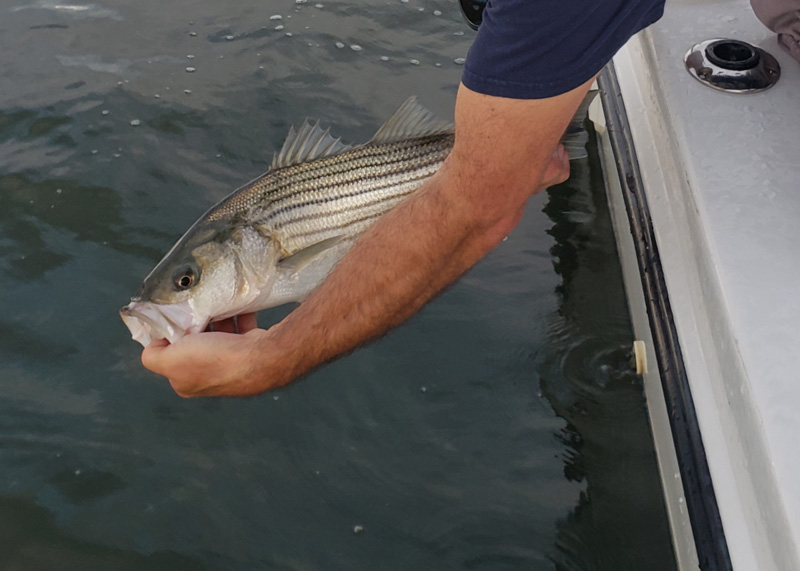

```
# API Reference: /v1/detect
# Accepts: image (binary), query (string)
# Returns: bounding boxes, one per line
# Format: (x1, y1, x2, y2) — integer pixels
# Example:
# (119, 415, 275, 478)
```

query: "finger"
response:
(236, 312, 258, 333)
(141, 339, 170, 373)
(169, 382, 195, 399)
(541, 144, 570, 188)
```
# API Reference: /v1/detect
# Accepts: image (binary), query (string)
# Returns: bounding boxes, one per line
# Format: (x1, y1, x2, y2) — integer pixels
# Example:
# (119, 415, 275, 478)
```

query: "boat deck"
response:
(603, 0, 800, 569)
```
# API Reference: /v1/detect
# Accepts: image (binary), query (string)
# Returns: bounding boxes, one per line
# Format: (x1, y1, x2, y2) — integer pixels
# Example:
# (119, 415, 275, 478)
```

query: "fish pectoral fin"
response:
(278, 236, 345, 277)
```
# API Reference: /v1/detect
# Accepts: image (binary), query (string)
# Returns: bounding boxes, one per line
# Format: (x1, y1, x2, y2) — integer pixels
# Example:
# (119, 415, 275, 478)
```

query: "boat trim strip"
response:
(597, 63, 733, 571)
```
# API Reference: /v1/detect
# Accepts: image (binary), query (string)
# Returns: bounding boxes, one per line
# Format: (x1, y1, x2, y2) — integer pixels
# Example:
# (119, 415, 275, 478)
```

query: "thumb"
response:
(541, 144, 570, 188)
(141, 338, 170, 373)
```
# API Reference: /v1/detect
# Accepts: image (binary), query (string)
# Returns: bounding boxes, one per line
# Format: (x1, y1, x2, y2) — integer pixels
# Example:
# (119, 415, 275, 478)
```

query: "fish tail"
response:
(562, 89, 599, 161)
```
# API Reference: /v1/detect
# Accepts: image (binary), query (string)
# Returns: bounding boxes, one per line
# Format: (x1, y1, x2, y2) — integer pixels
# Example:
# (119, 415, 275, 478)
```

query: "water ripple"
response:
(10, 1, 124, 21)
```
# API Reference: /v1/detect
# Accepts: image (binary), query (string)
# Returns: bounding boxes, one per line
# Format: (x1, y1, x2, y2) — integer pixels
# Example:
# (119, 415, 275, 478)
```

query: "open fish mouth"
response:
(120, 300, 205, 347)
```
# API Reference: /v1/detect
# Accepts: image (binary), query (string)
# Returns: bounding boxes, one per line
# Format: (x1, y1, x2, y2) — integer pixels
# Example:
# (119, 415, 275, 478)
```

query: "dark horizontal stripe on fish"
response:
(269, 178, 424, 235)
(279, 210, 390, 244)
(262, 163, 440, 230)
(263, 140, 451, 207)
(270, 135, 452, 189)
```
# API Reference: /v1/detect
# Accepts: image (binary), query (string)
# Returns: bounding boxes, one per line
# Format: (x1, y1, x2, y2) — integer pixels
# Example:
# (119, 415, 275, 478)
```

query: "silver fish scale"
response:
(207, 134, 454, 254)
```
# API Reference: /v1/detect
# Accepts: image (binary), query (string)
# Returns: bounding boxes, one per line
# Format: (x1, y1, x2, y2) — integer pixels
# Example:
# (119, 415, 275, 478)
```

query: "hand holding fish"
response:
(126, 81, 592, 396)
(141, 321, 280, 397)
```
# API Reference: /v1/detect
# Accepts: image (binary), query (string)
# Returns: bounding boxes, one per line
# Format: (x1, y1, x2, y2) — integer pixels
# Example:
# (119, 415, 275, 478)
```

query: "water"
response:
(0, 1, 676, 569)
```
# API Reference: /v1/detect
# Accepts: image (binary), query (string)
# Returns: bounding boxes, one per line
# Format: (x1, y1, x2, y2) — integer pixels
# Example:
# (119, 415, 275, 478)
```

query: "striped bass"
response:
(121, 96, 591, 346)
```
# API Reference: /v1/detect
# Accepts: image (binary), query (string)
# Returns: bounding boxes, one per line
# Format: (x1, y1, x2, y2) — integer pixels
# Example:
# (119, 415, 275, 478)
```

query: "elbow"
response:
(428, 150, 561, 255)
(445, 176, 533, 253)
(455, 153, 568, 248)
(475, 203, 528, 250)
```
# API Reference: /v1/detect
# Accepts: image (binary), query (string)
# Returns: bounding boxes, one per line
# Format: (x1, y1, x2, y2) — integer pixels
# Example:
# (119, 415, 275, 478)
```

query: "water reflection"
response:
(541, 134, 676, 570)
(0, 318, 75, 362)
(0, 173, 167, 280)
(0, 496, 205, 570)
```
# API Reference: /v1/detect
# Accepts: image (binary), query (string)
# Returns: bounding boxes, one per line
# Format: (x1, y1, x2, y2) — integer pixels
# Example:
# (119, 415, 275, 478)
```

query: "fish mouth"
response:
(120, 299, 206, 347)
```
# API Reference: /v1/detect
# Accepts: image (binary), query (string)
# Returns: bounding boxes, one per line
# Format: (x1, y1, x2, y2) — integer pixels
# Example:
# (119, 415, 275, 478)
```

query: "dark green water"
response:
(0, 1, 676, 569)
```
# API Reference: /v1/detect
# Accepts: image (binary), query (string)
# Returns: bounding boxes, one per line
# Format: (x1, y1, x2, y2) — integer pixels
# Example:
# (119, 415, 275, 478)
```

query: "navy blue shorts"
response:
(462, 0, 665, 99)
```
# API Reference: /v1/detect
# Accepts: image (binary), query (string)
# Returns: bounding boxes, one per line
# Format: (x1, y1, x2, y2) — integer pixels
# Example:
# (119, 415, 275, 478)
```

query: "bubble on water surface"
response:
(269, 14, 283, 20)
(130, 119, 140, 126)
(185, 67, 196, 73)
(335, 41, 345, 49)
(409, 59, 419, 65)
(350, 44, 362, 51)
(454, 57, 465, 65)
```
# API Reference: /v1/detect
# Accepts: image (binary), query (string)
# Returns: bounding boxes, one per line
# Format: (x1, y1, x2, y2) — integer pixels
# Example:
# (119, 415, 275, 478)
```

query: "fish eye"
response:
(173, 266, 197, 291)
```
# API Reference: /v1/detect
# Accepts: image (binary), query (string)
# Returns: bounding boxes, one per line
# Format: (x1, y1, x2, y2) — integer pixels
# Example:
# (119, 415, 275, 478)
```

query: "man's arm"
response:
(141, 79, 594, 397)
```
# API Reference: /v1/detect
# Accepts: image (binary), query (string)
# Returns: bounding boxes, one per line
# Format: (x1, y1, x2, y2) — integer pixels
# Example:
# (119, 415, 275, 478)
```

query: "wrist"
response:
(244, 324, 310, 392)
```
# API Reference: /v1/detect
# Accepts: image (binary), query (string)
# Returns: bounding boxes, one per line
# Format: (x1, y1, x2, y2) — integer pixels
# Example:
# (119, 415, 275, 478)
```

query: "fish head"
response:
(120, 218, 279, 347)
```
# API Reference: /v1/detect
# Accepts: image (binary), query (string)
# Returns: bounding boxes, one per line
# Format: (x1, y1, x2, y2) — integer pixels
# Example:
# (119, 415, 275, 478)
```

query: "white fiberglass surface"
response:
(615, 0, 800, 568)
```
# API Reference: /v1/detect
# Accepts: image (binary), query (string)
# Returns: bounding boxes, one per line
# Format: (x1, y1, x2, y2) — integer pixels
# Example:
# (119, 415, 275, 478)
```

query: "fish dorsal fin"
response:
(272, 120, 352, 169)
(369, 97, 453, 144)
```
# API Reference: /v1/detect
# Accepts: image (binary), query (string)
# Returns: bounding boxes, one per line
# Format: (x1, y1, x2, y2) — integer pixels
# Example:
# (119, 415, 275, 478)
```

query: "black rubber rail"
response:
(597, 64, 733, 571)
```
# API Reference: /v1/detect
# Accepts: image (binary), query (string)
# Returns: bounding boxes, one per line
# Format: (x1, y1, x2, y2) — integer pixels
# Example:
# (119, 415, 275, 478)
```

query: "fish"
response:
(120, 96, 593, 347)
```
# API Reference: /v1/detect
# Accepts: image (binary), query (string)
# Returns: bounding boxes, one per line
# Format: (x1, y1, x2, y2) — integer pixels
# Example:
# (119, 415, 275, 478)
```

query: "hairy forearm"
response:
(253, 82, 593, 390)
(262, 160, 527, 385)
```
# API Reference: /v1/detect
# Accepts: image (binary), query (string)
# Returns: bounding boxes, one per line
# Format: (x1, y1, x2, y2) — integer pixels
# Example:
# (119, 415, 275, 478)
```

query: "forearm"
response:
(263, 159, 527, 386)
(259, 82, 593, 388)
